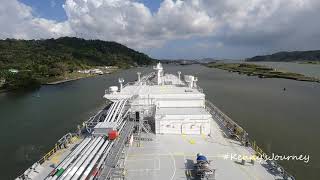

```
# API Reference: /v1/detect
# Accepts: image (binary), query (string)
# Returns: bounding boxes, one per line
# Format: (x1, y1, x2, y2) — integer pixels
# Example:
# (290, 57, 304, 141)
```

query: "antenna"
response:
(118, 78, 124, 91)
(193, 77, 198, 88)
(153, 62, 163, 85)
(137, 72, 141, 83)
(177, 71, 181, 84)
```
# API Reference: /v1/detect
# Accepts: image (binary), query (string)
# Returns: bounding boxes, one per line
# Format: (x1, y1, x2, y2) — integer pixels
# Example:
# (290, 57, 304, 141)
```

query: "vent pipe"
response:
(118, 78, 124, 91)
(137, 72, 141, 83)
(177, 71, 181, 84)
(193, 77, 198, 88)
(153, 62, 163, 85)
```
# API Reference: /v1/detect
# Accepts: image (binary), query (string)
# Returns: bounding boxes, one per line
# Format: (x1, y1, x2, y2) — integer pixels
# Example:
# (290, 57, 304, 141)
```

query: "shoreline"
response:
(44, 76, 96, 85)
(206, 62, 320, 83)
(0, 71, 117, 93)
(44, 69, 119, 85)
(0, 88, 8, 94)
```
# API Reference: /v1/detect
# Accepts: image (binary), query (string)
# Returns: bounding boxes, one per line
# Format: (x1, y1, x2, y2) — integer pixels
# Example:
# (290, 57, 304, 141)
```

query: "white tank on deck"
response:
(184, 75, 195, 88)
(153, 62, 163, 85)
(109, 86, 118, 94)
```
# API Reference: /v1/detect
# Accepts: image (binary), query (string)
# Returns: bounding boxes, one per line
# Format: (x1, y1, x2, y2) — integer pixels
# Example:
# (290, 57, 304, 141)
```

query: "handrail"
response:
(17, 109, 102, 179)
(205, 99, 295, 180)
(17, 133, 80, 179)
(197, 86, 204, 93)
(104, 72, 156, 95)
(250, 140, 295, 180)
(205, 100, 246, 141)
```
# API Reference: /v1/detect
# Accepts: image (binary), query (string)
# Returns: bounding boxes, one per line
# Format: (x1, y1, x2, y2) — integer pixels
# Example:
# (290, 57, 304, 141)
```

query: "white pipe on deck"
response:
(116, 109, 129, 127)
(88, 142, 114, 180)
(70, 138, 106, 180)
(115, 100, 128, 126)
(107, 100, 122, 122)
(62, 137, 103, 180)
(49, 138, 91, 180)
(88, 121, 127, 180)
(115, 99, 127, 122)
(79, 140, 110, 180)
(59, 138, 90, 168)
(104, 101, 121, 122)
(110, 99, 124, 122)
(103, 102, 117, 122)
(59, 137, 100, 179)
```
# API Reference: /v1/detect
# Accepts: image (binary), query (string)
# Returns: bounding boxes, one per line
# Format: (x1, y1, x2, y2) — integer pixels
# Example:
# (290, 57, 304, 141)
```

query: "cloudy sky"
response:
(1, 0, 320, 59)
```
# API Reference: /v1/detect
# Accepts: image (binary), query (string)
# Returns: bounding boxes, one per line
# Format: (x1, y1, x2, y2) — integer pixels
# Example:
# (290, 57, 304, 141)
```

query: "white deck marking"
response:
(126, 159, 161, 172)
(168, 150, 176, 180)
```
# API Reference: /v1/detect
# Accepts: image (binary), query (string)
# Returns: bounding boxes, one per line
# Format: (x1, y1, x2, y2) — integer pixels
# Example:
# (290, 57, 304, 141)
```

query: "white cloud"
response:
(63, 0, 155, 48)
(0, 0, 72, 39)
(1, 0, 320, 56)
(62, 0, 217, 48)
(152, 0, 216, 38)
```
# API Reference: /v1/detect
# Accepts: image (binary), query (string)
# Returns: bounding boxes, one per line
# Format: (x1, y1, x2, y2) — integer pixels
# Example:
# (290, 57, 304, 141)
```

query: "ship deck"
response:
(17, 65, 292, 180)
(124, 119, 279, 180)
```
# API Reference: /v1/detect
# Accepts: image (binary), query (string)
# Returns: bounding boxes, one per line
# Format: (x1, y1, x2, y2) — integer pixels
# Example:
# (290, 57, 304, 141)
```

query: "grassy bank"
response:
(43, 72, 96, 85)
(297, 61, 320, 65)
(206, 62, 320, 83)
(43, 68, 118, 85)
(0, 67, 119, 92)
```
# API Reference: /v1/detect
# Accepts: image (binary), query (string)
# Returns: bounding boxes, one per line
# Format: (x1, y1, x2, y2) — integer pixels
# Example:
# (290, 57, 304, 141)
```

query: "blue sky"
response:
(20, 0, 68, 21)
(2, 0, 320, 59)
(19, 0, 163, 21)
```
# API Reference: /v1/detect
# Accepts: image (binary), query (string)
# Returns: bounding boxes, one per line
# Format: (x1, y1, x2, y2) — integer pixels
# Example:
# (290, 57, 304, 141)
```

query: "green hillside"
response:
(247, 50, 320, 62)
(0, 37, 155, 90)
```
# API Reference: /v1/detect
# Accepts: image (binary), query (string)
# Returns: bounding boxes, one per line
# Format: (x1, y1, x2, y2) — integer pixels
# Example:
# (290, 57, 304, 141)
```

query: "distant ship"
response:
(17, 62, 294, 180)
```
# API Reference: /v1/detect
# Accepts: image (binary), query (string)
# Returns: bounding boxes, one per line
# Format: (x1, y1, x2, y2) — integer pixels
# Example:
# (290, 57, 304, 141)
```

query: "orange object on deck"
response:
(108, 130, 119, 140)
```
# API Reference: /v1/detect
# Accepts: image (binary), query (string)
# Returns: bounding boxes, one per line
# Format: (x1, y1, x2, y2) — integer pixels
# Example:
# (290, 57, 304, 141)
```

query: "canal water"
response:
(250, 61, 320, 79)
(0, 64, 319, 179)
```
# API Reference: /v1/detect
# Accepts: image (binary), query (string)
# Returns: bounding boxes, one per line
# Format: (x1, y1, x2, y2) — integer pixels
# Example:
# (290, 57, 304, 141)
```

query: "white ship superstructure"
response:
(17, 63, 294, 180)
(104, 63, 211, 136)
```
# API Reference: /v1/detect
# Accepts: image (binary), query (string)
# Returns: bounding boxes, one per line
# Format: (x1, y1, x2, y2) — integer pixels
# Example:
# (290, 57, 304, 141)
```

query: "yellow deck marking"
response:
(201, 134, 206, 139)
(159, 85, 169, 92)
(173, 152, 185, 156)
(188, 139, 196, 144)
(70, 136, 80, 143)
(50, 149, 66, 164)
(181, 134, 196, 144)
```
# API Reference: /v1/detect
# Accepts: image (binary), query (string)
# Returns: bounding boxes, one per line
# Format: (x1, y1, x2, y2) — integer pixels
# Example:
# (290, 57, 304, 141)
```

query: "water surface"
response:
(250, 61, 320, 79)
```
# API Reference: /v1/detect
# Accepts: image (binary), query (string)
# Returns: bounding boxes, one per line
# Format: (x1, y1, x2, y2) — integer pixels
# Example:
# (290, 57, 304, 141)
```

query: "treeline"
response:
(0, 37, 155, 90)
(247, 50, 320, 62)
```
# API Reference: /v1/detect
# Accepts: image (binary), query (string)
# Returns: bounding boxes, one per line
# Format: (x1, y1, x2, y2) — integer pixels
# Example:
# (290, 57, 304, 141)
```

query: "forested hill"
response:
(247, 50, 320, 62)
(0, 37, 155, 70)
(0, 37, 155, 90)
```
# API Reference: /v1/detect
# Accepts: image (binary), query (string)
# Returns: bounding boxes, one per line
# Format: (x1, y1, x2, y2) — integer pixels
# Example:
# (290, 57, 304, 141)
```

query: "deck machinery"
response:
(17, 63, 295, 180)
(192, 154, 215, 180)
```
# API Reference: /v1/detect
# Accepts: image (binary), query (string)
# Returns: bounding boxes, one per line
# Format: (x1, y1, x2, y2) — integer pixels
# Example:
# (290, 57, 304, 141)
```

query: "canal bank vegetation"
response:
(206, 62, 320, 83)
(0, 37, 156, 91)
(246, 50, 320, 62)
(297, 61, 320, 65)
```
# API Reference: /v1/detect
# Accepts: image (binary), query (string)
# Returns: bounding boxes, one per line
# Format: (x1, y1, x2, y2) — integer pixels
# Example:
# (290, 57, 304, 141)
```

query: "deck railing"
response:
(17, 132, 80, 179)
(205, 100, 247, 141)
(196, 86, 204, 93)
(105, 72, 156, 95)
(205, 99, 295, 180)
